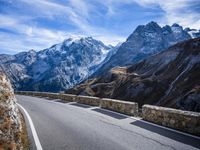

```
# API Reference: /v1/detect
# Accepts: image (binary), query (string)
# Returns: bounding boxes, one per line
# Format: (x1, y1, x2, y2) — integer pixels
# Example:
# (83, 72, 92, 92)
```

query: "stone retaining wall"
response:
(15, 91, 138, 116)
(76, 95, 100, 106)
(60, 94, 77, 102)
(100, 98, 138, 116)
(46, 93, 60, 99)
(142, 105, 200, 136)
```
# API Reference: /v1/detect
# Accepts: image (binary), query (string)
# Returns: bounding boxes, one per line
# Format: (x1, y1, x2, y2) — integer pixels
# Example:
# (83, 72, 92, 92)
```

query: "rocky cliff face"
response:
(0, 37, 112, 92)
(0, 72, 22, 149)
(93, 22, 197, 76)
(66, 38, 200, 112)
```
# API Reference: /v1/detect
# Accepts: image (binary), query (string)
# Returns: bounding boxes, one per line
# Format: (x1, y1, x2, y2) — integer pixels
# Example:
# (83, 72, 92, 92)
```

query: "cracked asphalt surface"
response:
(16, 95, 200, 150)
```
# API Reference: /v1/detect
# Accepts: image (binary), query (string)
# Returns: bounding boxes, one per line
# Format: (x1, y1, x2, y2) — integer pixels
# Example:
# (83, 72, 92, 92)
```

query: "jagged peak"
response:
(63, 36, 84, 43)
(64, 36, 95, 42)
(162, 25, 171, 29)
(146, 21, 160, 28)
(63, 36, 103, 45)
(15, 49, 36, 57)
(134, 21, 161, 32)
(128, 21, 161, 40)
(184, 27, 197, 32)
(28, 49, 36, 53)
(172, 23, 181, 27)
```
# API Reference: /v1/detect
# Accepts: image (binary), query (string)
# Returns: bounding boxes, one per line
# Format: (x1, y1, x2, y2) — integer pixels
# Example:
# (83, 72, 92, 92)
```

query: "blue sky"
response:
(0, 0, 200, 54)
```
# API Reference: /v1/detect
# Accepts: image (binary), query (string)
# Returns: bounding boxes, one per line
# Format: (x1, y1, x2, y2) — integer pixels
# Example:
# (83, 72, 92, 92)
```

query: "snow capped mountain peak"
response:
(184, 28, 200, 38)
(1, 22, 199, 92)
(171, 23, 183, 33)
(63, 36, 83, 46)
(146, 21, 161, 29)
(0, 36, 114, 91)
(63, 38, 76, 46)
(93, 21, 197, 75)
(172, 23, 181, 27)
(28, 49, 36, 53)
(68, 38, 200, 112)
(62, 36, 106, 48)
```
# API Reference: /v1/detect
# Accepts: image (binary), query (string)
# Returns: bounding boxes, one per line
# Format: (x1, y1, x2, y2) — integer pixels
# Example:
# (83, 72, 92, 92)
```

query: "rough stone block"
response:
(76, 95, 100, 106)
(142, 105, 200, 136)
(100, 98, 138, 116)
(60, 94, 77, 102)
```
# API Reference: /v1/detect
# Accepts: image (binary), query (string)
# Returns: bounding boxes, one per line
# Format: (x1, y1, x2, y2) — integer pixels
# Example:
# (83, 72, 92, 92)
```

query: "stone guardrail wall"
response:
(15, 91, 138, 116)
(101, 98, 138, 116)
(60, 93, 77, 102)
(142, 105, 200, 136)
(15, 91, 200, 136)
(76, 95, 100, 106)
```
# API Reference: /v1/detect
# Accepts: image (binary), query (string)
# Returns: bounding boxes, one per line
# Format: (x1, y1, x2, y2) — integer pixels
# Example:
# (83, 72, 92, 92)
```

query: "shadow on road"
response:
(130, 120, 200, 149)
(43, 97, 55, 100)
(70, 103, 92, 108)
(54, 100, 69, 103)
(92, 108, 128, 120)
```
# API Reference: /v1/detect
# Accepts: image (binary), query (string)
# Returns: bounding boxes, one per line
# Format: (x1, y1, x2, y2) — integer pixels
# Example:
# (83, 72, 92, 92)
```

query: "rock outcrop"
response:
(0, 72, 22, 149)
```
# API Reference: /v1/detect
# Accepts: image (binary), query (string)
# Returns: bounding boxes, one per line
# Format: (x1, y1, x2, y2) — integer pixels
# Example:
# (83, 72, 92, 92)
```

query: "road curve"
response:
(16, 95, 200, 150)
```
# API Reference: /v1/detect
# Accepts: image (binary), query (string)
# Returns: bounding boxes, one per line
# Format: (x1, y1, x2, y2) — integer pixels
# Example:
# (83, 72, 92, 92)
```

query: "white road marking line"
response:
(18, 104, 43, 150)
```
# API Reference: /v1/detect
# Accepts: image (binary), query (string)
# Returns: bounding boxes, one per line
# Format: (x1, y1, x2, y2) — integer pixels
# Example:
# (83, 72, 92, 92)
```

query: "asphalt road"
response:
(16, 95, 200, 150)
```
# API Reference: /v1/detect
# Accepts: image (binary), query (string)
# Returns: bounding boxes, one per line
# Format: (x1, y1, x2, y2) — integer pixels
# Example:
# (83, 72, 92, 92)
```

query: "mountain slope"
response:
(1, 22, 199, 92)
(66, 38, 200, 112)
(0, 37, 112, 92)
(93, 22, 194, 76)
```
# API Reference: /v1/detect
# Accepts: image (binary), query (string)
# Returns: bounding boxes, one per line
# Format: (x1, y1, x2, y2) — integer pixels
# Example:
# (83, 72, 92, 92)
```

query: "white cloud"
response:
(20, 0, 73, 19)
(132, 0, 200, 29)
(68, 0, 91, 18)
(0, 15, 18, 26)
(0, 0, 126, 54)
(0, 14, 68, 53)
(94, 0, 200, 29)
(1, 0, 199, 54)
(0, 13, 124, 54)
(21, 0, 126, 44)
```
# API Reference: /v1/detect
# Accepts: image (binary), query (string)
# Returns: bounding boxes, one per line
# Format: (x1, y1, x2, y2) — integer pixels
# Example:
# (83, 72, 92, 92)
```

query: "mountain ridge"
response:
(0, 22, 199, 92)
(66, 38, 200, 112)
(0, 37, 114, 91)
(91, 21, 198, 77)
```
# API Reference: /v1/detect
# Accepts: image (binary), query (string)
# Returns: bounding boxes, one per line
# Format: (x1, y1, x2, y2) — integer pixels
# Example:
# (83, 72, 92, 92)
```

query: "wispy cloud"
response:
(0, 0, 199, 54)
(0, 0, 127, 53)
(93, 0, 200, 28)
(132, 0, 200, 28)
(0, 14, 68, 52)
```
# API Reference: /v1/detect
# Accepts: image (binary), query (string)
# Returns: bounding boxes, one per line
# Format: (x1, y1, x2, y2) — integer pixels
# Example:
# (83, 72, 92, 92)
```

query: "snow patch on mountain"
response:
(0, 22, 199, 92)
(0, 37, 113, 92)
(93, 21, 199, 76)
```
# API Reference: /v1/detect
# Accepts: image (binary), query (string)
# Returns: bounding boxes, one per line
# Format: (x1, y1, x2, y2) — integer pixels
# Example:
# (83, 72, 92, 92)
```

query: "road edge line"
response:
(18, 104, 43, 150)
